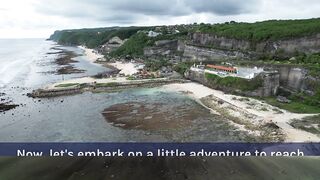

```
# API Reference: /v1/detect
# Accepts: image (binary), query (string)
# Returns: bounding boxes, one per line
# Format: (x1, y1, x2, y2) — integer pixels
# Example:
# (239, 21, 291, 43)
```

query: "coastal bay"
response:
(0, 39, 257, 142)
(32, 45, 319, 142)
(1, 39, 319, 142)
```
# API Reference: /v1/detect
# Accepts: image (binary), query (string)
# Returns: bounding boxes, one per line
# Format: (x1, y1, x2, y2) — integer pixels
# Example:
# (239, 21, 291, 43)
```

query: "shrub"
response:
(205, 73, 263, 91)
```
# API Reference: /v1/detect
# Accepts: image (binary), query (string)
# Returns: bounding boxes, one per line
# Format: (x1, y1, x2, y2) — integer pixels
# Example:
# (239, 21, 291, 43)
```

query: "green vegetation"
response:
(110, 32, 150, 57)
(205, 73, 263, 91)
(50, 27, 148, 48)
(50, 26, 188, 57)
(255, 79, 320, 113)
(291, 115, 320, 134)
(144, 59, 172, 71)
(126, 76, 136, 80)
(290, 89, 320, 106)
(54, 83, 79, 88)
(173, 62, 195, 75)
(289, 53, 320, 77)
(197, 18, 320, 42)
(110, 32, 187, 57)
(261, 97, 320, 114)
(95, 82, 119, 87)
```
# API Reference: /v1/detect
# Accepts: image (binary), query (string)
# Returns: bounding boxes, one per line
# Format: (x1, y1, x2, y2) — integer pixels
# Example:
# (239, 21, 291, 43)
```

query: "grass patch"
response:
(95, 82, 119, 87)
(205, 73, 263, 91)
(126, 76, 136, 80)
(173, 62, 195, 75)
(262, 97, 320, 114)
(290, 115, 320, 134)
(55, 83, 79, 88)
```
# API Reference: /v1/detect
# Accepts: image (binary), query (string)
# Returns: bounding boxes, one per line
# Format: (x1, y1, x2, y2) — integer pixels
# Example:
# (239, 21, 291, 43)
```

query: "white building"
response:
(148, 31, 161, 37)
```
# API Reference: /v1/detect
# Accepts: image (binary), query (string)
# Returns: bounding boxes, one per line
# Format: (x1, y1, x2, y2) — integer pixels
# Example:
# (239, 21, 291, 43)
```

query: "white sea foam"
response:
(0, 39, 46, 86)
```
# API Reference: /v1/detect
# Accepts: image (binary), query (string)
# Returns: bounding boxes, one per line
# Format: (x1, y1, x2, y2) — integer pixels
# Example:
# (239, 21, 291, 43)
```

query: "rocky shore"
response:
(0, 92, 19, 113)
(0, 103, 19, 113)
(50, 47, 86, 75)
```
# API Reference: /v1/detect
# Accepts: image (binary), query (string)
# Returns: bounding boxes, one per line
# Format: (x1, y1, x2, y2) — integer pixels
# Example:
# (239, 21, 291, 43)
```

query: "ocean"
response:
(0, 39, 251, 142)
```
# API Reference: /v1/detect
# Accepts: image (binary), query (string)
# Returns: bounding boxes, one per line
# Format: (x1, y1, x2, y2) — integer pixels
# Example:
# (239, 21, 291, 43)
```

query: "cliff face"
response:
(256, 34, 320, 54)
(183, 45, 251, 61)
(191, 33, 252, 51)
(144, 40, 179, 57)
(268, 66, 320, 94)
(191, 32, 320, 56)
(143, 31, 320, 62)
(278, 66, 307, 91)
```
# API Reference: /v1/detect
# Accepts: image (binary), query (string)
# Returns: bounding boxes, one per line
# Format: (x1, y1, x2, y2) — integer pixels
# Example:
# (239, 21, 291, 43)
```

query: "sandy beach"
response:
(162, 82, 320, 142)
(80, 46, 140, 76)
(79, 46, 105, 63)
(108, 61, 139, 76)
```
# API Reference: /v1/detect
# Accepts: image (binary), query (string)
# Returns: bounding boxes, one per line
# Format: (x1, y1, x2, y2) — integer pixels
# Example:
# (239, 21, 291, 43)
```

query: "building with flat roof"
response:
(190, 63, 264, 79)
(206, 64, 238, 74)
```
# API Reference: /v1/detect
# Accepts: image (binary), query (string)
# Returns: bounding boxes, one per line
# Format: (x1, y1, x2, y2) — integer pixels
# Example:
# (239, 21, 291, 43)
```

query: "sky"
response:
(0, 0, 319, 38)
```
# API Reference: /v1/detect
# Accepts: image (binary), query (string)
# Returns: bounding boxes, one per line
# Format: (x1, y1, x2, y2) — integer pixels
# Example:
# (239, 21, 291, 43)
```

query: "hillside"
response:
(49, 27, 150, 48)
(196, 18, 320, 42)
(50, 18, 320, 46)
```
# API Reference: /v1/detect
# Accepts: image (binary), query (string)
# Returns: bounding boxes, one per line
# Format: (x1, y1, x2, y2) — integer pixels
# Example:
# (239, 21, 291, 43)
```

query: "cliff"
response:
(262, 65, 320, 95)
(182, 44, 251, 61)
(190, 32, 320, 58)
(144, 40, 179, 57)
(143, 32, 320, 62)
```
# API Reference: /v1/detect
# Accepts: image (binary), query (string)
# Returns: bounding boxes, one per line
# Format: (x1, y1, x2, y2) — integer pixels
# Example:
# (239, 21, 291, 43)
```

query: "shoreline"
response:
(79, 46, 105, 63)
(79, 45, 140, 76)
(161, 82, 320, 142)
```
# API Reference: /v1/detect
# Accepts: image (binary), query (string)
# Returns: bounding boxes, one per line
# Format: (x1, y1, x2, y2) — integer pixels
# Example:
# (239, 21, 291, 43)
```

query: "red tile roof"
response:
(206, 65, 237, 72)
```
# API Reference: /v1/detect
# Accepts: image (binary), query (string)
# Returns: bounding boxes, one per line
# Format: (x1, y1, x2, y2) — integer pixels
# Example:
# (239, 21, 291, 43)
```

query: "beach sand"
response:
(80, 46, 139, 76)
(108, 61, 139, 76)
(79, 46, 105, 63)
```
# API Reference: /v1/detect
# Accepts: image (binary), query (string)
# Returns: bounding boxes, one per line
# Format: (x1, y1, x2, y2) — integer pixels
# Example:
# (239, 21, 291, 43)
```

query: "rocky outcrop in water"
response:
(0, 93, 19, 112)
